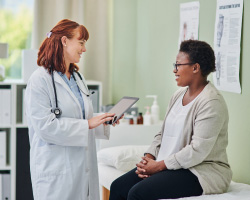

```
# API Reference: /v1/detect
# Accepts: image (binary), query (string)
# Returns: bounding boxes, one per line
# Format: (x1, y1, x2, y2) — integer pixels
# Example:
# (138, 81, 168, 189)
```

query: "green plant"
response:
(0, 74, 5, 81)
(0, 6, 33, 79)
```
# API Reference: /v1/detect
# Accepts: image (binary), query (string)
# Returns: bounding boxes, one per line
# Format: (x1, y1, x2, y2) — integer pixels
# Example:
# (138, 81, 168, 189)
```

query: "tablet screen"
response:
(105, 96, 139, 125)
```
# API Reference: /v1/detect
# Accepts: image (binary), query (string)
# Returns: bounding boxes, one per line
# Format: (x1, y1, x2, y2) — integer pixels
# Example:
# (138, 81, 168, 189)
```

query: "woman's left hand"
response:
(135, 159, 150, 179)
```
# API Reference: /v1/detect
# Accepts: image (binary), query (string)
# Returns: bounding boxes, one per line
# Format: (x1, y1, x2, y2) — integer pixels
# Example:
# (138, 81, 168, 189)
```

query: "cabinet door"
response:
(16, 128, 33, 200)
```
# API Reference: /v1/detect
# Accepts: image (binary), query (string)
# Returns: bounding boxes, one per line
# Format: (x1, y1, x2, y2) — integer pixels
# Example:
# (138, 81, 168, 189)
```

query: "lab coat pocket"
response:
(36, 145, 66, 177)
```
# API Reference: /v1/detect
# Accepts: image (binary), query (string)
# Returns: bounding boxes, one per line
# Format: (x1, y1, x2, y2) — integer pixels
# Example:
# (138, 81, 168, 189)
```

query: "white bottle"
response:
(143, 106, 152, 125)
(146, 95, 160, 124)
(131, 111, 137, 125)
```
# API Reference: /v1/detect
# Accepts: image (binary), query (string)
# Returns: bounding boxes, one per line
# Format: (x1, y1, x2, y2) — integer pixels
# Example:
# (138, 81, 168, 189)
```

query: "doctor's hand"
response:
(88, 113, 115, 129)
(112, 114, 124, 127)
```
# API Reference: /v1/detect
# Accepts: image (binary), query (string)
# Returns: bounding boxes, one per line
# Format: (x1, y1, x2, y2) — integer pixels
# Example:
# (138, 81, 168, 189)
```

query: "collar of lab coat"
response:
(53, 71, 85, 119)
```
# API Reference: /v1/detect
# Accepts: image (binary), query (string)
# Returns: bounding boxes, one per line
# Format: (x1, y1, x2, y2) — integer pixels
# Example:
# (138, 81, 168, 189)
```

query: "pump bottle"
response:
(146, 95, 160, 124)
(143, 106, 152, 125)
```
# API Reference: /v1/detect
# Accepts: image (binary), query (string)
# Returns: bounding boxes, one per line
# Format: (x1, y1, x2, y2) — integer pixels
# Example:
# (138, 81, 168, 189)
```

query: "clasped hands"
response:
(135, 154, 167, 179)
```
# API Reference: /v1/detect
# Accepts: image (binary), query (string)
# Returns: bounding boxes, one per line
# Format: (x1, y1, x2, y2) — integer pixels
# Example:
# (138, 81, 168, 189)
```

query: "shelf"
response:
(0, 125, 12, 128)
(98, 124, 162, 150)
(0, 165, 11, 171)
(1, 80, 102, 200)
(16, 124, 28, 128)
(0, 79, 26, 84)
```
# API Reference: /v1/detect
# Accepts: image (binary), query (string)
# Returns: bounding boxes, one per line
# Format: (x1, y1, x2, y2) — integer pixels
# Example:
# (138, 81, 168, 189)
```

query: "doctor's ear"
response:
(61, 36, 67, 47)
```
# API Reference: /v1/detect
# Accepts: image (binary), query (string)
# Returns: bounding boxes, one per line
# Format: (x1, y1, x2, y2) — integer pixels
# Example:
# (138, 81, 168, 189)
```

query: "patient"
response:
(109, 40, 232, 200)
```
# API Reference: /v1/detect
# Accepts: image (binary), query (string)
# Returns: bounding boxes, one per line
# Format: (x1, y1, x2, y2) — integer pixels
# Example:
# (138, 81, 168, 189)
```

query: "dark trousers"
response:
(109, 168, 203, 200)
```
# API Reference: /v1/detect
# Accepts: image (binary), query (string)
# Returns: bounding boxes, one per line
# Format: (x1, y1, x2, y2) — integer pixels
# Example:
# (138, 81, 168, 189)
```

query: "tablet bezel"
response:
(105, 96, 139, 125)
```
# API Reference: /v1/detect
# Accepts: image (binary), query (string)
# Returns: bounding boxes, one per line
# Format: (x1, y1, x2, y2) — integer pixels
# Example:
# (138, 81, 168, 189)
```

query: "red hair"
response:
(37, 19, 89, 74)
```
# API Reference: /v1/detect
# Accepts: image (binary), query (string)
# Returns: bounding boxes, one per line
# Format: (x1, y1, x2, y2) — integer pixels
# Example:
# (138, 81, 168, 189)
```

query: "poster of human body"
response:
(178, 1, 200, 46)
(213, 0, 243, 93)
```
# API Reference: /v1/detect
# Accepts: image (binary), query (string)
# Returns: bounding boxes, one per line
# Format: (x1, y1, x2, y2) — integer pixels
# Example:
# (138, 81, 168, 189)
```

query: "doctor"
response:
(25, 19, 116, 200)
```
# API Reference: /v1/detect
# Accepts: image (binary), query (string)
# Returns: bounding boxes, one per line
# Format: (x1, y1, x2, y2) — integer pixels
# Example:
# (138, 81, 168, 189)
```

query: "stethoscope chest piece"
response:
(51, 107, 62, 118)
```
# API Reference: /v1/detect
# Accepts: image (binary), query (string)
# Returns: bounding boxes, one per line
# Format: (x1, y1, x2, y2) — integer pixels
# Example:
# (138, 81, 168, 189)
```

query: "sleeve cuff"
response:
(94, 124, 110, 139)
(164, 154, 182, 170)
(144, 147, 157, 158)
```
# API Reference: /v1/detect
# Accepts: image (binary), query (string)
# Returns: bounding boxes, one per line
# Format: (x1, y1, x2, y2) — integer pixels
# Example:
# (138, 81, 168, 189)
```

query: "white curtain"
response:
(31, 0, 85, 49)
(32, 0, 112, 105)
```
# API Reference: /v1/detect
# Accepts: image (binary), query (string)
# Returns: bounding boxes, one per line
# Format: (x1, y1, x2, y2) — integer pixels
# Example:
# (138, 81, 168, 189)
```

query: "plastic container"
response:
(137, 113, 143, 125)
(146, 95, 160, 124)
(131, 111, 137, 125)
(143, 106, 152, 125)
(119, 113, 130, 125)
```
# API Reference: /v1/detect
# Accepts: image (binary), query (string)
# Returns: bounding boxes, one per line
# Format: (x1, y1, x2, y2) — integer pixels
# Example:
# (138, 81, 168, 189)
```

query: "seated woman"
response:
(109, 40, 232, 200)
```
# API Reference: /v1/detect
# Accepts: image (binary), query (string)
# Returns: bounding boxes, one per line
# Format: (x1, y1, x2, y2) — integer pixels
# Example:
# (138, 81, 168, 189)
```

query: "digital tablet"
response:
(105, 96, 139, 125)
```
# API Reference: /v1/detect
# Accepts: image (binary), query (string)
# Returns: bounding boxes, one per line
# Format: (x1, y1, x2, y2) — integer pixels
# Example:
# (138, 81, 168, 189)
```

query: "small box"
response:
(0, 131, 6, 167)
(22, 88, 27, 124)
(0, 89, 11, 125)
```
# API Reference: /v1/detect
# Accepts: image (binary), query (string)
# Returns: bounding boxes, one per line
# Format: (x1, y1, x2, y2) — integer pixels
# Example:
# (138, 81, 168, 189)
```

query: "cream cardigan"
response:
(146, 82, 232, 195)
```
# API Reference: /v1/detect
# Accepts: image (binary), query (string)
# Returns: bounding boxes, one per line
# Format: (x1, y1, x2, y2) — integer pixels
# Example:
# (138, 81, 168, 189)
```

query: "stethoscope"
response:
(50, 66, 94, 118)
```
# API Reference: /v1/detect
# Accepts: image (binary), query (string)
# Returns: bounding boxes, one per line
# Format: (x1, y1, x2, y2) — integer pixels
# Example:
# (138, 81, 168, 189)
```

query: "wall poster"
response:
(178, 1, 200, 46)
(213, 0, 243, 94)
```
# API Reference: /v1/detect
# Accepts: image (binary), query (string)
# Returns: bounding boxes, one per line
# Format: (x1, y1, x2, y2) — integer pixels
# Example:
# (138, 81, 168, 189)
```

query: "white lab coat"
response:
(25, 67, 109, 200)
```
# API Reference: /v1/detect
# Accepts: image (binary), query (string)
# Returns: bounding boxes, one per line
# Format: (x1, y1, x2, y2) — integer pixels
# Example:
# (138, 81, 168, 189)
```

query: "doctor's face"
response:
(63, 27, 87, 64)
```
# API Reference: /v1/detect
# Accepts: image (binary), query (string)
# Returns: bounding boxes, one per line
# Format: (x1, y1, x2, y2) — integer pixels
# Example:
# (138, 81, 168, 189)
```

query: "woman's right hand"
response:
(88, 113, 115, 129)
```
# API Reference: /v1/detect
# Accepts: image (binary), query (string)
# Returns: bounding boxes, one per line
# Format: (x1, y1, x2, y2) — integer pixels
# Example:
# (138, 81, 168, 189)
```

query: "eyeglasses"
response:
(173, 63, 195, 71)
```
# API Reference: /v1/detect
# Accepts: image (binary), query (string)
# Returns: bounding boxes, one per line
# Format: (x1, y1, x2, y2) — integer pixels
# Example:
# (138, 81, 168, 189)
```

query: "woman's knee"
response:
(127, 184, 145, 200)
(110, 168, 141, 200)
(110, 178, 121, 193)
(109, 176, 128, 200)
